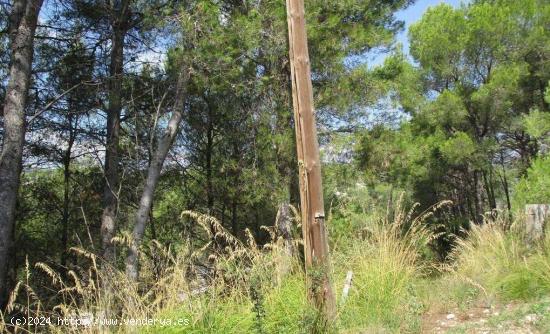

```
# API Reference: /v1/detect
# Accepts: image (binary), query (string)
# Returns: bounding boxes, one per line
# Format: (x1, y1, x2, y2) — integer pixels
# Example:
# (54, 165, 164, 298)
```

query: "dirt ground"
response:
(421, 302, 548, 334)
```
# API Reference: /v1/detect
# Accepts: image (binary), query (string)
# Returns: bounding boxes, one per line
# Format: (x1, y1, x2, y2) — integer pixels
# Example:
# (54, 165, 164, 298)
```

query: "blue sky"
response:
(369, 0, 470, 67)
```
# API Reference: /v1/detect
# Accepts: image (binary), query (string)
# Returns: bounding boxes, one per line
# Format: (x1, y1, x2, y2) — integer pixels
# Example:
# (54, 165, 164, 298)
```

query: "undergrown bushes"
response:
(449, 218, 550, 302)
(3, 199, 550, 334)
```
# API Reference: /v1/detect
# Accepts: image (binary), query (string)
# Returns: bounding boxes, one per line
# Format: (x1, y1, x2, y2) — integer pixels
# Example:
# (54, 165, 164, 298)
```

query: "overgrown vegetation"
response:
(3, 194, 550, 333)
(0, 0, 549, 332)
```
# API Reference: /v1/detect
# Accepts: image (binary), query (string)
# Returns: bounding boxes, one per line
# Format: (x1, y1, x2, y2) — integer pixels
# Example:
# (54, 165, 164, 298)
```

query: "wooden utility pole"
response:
(286, 0, 336, 319)
(525, 204, 550, 246)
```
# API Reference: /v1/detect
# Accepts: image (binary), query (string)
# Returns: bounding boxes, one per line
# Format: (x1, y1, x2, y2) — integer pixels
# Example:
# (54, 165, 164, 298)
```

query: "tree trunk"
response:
(204, 106, 216, 245)
(125, 71, 189, 281)
(0, 0, 43, 308)
(231, 199, 238, 236)
(499, 151, 512, 222)
(205, 106, 214, 212)
(231, 144, 240, 236)
(148, 206, 157, 241)
(100, 10, 128, 262)
(472, 170, 484, 224)
(61, 131, 75, 268)
(482, 170, 496, 211)
(286, 0, 336, 319)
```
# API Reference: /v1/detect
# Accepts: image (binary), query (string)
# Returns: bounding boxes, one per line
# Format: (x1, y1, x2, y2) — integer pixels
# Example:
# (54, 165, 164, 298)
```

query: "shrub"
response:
(335, 198, 440, 332)
(512, 155, 550, 211)
(450, 220, 550, 302)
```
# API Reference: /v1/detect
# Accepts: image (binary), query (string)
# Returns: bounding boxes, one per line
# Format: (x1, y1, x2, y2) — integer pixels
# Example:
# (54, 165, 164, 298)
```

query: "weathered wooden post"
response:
(275, 203, 295, 257)
(340, 270, 354, 305)
(525, 204, 550, 245)
(285, 0, 336, 319)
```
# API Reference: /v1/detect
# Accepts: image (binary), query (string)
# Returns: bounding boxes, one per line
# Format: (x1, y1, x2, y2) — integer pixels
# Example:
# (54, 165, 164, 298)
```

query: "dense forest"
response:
(0, 0, 549, 332)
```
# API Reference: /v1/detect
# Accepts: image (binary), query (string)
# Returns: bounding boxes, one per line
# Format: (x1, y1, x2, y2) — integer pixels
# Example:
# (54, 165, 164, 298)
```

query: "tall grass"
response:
(4, 199, 548, 333)
(1, 209, 319, 333)
(1, 197, 443, 333)
(449, 214, 550, 302)
(334, 198, 445, 333)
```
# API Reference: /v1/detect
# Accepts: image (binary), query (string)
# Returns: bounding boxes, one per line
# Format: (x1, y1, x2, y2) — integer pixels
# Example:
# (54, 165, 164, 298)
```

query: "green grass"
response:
(143, 200, 438, 334)
(449, 222, 550, 302)
(7, 205, 550, 334)
(140, 209, 550, 334)
(143, 275, 324, 334)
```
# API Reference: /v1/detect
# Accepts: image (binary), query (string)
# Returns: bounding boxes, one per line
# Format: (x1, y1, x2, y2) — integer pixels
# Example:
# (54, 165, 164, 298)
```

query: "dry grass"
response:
(333, 196, 448, 332)
(424, 212, 550, 314)
(5, 199, 548, 333)
(1, 210, 309, 333)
